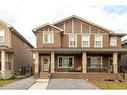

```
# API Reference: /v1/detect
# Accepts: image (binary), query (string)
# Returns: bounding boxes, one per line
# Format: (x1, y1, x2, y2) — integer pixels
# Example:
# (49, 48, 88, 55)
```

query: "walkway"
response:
(47, 79, 98, 89)
(28, 79, 49, 90)
(0, 77, 36, 90)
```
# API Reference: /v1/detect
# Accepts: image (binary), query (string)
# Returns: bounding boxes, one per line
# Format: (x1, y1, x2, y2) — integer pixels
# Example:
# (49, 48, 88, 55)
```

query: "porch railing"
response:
(86, 64, 113, 73)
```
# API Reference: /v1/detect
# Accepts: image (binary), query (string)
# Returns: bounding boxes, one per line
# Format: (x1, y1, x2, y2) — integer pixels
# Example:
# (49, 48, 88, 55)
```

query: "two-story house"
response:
(0, 19, 34, 79)
(32, 15, 127, 80)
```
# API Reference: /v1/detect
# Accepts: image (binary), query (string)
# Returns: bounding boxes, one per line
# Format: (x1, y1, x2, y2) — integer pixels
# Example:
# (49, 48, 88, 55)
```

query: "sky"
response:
(0, 0, 127, 47)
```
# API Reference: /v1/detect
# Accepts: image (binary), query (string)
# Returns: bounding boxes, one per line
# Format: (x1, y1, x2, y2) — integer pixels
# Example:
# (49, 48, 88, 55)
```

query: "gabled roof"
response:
(110, 33, 127, 37)
(0, 19, 11, 27)
(0, 19, 34, 48)
(32, 23, 64, 32)
(53, 15, 115, 33)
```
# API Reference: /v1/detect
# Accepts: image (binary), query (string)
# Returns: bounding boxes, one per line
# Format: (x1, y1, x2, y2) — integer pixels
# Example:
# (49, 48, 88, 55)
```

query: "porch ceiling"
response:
(31, 48, 127, 54)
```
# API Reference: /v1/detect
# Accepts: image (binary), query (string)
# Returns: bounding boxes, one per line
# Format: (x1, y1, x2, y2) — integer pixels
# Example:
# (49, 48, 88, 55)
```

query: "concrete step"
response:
(51, 72, 84, 79)
(39, 72, 49, 79)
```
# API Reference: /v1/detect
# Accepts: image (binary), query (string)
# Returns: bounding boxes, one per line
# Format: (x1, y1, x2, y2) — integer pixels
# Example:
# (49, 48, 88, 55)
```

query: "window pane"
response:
(62, 58, 69, 67)
(95, 35, 102, 47)
(70, 36, 76, 46)
(44, 34, 52, 43)
(88, 57, 101, 68)
(0, 30, 4, 42)
(58, 57, 73, 68)
(0, 30, 4, 36)
(110, 37, 116, 46)
(82, 35, 89, 47)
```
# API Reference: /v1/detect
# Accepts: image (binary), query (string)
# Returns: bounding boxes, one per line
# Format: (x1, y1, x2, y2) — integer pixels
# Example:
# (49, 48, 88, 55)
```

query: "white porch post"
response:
(35, 52, 39, 74)
(1, 50, 6, 79)
(51, 52, 55, 73)
(113, 52, 118, 74)
(82, 52, 87, 73)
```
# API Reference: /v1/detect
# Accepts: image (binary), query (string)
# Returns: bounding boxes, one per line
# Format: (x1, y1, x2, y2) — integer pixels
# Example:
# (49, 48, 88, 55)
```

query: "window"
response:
(87, 57, 102, 68)
(95, 35, 102, 47)
(0, 29, 5, 42)
(82, 35, 90, 47)
(0, 54, 12, 70)
(69, 35, 77, 47)
(110, 37, 117, 46)
(43, 33, 54, 43)
(58, 56, 74, 68)
(5, 54, 12, 70)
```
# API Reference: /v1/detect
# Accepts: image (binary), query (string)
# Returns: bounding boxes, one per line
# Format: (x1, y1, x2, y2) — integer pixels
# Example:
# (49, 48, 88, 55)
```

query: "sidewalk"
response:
(0, 77, 36, 90)
(28, 79, 49, 90)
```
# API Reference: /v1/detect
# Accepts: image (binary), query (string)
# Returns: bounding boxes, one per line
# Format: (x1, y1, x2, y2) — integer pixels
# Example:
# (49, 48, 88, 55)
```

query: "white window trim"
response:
(0, 29, 5, 42)
(58, 56, 74, 68)
(43, 32, 54, 43)
(82, 35, 90, 47)
(94, 35, 103, 47)
(69, 35, 77, 47)
(110, 37, 117, 46)
(87, 56, 103, 68)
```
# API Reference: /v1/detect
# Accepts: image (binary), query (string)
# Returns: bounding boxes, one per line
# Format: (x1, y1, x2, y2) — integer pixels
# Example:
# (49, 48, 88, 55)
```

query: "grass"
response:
(90, 81, 127, 89)
(0, 76, 24, 87)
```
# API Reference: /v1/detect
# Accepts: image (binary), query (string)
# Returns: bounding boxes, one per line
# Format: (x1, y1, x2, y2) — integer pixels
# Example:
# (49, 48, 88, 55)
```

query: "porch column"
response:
(113, 52, 118, 74)
(11, 54, 14, 75)
(51, 52, 55, 73)
(1, 50, 6, 79)
(82, 52, 87, 73)
(35, 52, 39, 75)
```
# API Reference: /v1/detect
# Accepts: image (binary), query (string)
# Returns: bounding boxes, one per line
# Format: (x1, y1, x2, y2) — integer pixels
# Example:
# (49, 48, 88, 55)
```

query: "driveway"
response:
(47, 79, 98, 89)
(0, 77, 36, 90)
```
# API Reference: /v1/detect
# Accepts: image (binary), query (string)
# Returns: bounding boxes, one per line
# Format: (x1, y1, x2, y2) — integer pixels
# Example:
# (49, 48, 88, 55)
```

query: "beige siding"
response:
(0, 23, 11, 47)
(103, 34, 109, 48)
(37, 31, 61, 48)
(82, 23, 89, 33)
(36, 17, 122, 48)
(11, 32, 33, 72)
(74, 19, 81, 33)
(65, 20, 72, 33)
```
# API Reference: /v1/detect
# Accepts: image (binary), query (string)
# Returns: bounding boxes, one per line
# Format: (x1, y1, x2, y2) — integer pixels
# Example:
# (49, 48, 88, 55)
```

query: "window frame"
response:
(43, 32, 54, 43)
(94, 35, 103, 47)
(69, 35, 77, 47)
(0, 29, 5, 42)
(110, 37, 117, 46)
(82, 34, 90, 47)
(87, 56, 103, 68)
(58, 56, 74, 68)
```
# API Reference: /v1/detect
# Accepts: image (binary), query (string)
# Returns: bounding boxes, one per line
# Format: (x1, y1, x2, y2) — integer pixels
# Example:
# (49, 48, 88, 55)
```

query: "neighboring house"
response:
(121, 39, 127, 72)
(0, 20, 34, 79)
(32, 15, 127, 80)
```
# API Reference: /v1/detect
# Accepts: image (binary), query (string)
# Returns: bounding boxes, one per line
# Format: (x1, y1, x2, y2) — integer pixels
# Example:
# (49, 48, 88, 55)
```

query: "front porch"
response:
(34, 48, 125, 80)
(0, 49, 14, 79)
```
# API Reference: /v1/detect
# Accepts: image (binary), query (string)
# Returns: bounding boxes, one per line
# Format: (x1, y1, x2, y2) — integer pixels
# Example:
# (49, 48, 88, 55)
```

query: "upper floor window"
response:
(110, 37, 117, 46)
(69, 35, 77, 47)
(0, 29, 5, 42)
(94, 35, 103, 47)
(43, 33, 54, 43)
(82, 35, 90, 47)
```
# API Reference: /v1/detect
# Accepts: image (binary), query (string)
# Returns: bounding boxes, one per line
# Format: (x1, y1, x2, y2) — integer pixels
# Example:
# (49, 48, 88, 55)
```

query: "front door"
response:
(42, 56, 50, 72)
(108, 58, 113, 73)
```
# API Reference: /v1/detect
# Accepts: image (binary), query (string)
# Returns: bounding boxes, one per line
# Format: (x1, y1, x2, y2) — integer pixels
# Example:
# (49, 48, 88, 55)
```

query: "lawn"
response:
(0, 76, 24, 87)
(90, 81, 127, 89)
